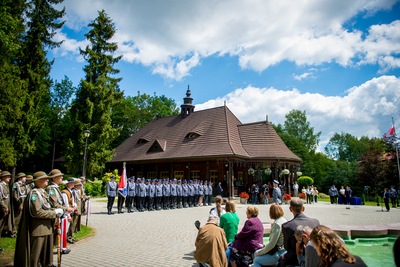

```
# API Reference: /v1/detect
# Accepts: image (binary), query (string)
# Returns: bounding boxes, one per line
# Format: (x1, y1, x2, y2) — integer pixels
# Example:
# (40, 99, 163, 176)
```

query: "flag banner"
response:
(117, 166, 127, 197)
(60, 217, 67, 249)
(384, 122, 395, 138)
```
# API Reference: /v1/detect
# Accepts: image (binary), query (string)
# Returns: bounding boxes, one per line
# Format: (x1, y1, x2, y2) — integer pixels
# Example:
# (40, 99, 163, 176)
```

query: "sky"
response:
(49, 0, 400, 152)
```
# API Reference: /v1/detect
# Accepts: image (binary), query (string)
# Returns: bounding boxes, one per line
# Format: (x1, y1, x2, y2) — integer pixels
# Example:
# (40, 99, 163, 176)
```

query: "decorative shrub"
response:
(283, 194, 292, 201)
(297, 176, 314, 189)
(318, 193, 329, 199)
(85, 178, 104, 196)
(298, 193, 306, 199)
(239, 192, 250, 199)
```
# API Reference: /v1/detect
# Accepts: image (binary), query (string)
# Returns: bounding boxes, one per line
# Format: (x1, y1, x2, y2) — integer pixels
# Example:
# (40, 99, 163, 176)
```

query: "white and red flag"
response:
(384, 122, 395, 138)
(117, 166, 127, 197)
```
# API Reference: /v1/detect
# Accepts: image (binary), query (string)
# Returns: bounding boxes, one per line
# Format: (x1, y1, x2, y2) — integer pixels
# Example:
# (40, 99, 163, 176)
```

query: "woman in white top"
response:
(210, 195, 226, 217)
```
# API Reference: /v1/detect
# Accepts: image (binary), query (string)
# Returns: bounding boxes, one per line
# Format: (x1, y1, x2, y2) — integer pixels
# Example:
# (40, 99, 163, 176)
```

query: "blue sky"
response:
(49, 0, 400, 151)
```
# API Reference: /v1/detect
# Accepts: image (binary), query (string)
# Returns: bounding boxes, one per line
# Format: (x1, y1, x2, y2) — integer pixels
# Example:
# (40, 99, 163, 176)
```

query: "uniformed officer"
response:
(62, 178, 76, 244)
(176, 180, 182, 209)
(203, 181, 209, 206)
(77, 176, 90, 233)
(155, 179, 163, 210)
(198, 180, 204, 206)
(14, 171, 64, 267)
(170, 179, 177, 209)
(182, 180, 188, 208)
(11, 172, 27, 238)
(208, 181, 213, 205)
(188, 180, 195, 207)
(25, 175, 34, 194)
(68, 179, 82, 242)
(193, 179, 199, 207)
(135, 178, 140, 210)
(46, 169, 74, 254)
(144, 179, 150, 210)
(0, 171, 12, 251)
(163, 179, 171, 210)
(138, 178, 146, 212)
(106, 176, 117, 215)
(147, 179, 156, 211)
(126, 177, 136, 213)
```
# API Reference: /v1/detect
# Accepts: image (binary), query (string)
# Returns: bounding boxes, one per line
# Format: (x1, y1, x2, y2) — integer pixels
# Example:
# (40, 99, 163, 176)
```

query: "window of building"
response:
(160, 171, 169, 179)
(147, 172, 155, 179)
(186, 132, 200, 139)
(174, 171, 184, 179)
(137, 172, 143, 178)
(210, 170, 218, 185)
(137, 139, 148, 144)
(191, 170, 200, 180)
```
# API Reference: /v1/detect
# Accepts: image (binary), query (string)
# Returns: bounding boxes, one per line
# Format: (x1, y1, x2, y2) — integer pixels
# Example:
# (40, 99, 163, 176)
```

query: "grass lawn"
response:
(0, 225, 94, 266)
(317, 197, 383, 207)
(97, 199, 117, 202)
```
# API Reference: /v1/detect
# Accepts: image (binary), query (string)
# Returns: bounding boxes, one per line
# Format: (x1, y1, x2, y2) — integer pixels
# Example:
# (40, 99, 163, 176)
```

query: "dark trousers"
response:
(126, 196, 134, 210)
(346, 195, 351, 205)
(188, 195, 194, 207)
(30, 234, 54, 267)
(307, 194, 312, 204)
(135, 196, 139, 209)
(333, 196, 338, 204)
(107, 196, 115, 212)
(384, 198, 390, 211)
(117, 195, 125, 212)
(341, 195, 346, 204)
(170, 196, 176, 209)
(163, 196, 169, 209)
(183, 196, 188, 207)
(147, 197, 154, 210)
(203, 195, 208, 206)
(391, 198, 396, 207)
(138, 197, 145, 211)
(194, 195, 199, 206)
(177, 196, 182, 208)
(208, 194, 212, 205)
(155, 197, 160, 210)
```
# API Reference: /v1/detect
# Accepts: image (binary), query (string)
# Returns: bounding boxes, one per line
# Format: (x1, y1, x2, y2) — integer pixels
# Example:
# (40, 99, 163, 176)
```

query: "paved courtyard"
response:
(56, 199, 400, 266)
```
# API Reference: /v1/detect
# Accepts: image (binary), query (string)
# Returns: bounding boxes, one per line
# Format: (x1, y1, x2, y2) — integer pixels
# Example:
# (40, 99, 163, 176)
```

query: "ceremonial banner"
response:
(60, 217, 67, 249)
(117, 166, 127, 198)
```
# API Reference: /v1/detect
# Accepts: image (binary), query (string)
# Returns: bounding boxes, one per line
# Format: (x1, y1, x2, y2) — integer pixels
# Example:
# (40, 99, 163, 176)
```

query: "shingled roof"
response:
(109, 105, 302, 164)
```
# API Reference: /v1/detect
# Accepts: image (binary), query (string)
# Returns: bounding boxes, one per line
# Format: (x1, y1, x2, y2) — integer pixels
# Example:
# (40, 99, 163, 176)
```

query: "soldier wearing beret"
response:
(11, 172, 28, 238)
(176, 180, 183, 209)
(126, 177, 136, 213)
(0, 171, 12, 251)
(182, 180, 188, 208)
(14, 171, 64, 267)
(106, 176, 117, 215)
(155, 179, 163, 210)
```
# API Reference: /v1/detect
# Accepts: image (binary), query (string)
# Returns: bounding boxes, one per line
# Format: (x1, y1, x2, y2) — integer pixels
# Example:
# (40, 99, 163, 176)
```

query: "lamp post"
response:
(82, 128, 90, 177)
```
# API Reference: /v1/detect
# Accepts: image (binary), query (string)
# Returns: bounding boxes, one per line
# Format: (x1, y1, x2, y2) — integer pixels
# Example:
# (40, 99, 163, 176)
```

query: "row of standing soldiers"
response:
(107, 177, 214, 213)
(0, 169, 89, 267)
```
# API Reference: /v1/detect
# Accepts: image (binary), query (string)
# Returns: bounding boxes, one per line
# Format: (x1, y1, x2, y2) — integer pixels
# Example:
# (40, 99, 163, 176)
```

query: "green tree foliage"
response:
(297, 176, 314, 189)
(65, 10, 123, 177)
(325, 132, 370, 161)
(111, 92, 180, 147)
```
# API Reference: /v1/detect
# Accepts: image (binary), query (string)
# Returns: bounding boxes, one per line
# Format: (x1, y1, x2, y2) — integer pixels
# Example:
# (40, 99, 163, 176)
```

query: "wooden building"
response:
(108, 87, 302, 196)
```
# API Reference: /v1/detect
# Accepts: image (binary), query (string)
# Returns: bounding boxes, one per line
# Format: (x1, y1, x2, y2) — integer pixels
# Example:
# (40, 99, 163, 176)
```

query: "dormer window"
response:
(186, 132, 200, 139)
(137, 138, 149, 144)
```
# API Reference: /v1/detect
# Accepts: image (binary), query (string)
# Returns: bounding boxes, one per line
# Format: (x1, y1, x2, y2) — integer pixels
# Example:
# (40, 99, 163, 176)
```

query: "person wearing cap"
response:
(137, 178, 146, 212)
(193, 180, 199, 207)
(170, 179, 177, 209)
(25, 175, 35, 194)
(188, 180, 195, 207)
(208, 181, 213, 206)
(163, 179, 171, 210)
(147, 179, 156, 211)
(68, 180, 82, 242)
(155, 179, 163, 210)
(272, 180, 282, 204)
(46, 169, 75, 254)
(135, 178, 140, 210)
(14, 171, 64, 267)
(203, 181, 209, 206)
(126, 177, 136, 213)
(198, 180, 204, 207)
(79, 176, 90, 225)
(106, 176, 117, 215)
(62, 178, 77, 244)
(11, 172, 28, 238)
(0, 171, 12, 250)
(176, 180, 183, 209)
(182, 180, 189, 208)
(143, 179, 150, 211)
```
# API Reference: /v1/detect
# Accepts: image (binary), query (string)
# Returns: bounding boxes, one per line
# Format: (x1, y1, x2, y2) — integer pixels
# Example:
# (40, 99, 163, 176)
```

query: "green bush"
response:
(297, 176, 314, 189)
(85, 179, 104, 196)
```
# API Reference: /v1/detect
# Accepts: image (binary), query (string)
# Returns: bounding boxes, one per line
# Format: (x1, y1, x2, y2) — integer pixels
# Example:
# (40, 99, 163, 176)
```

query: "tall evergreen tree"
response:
(65, 10, 123, 177)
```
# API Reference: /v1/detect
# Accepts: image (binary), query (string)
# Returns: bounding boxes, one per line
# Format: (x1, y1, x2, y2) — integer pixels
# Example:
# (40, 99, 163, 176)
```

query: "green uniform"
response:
(68, 187, 81, 240)
(12, 181, 28, 235)
(0, 181, 12, 241)
(45, 182, 68, 246)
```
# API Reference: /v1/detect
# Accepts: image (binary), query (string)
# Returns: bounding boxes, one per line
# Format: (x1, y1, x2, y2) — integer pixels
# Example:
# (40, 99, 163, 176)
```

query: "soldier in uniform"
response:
(62, 178, 77, 244)
(198, 180, 204, 206)
(188, 180, 194, 207)
(193, 179, 199, 207)
(203, 181, 209, 206)
(163, 179, 170, 210)
(14, 171, 64, 267)
(77, 176, 90, 233)
(0, 171, 12, 251)
(182, 180, 188, 208)
(68, 180, 82, 241)
(46, 169, 74, 254)
(106, 176, 117, 215)
(170, 179, 177, 209)
(208, 181, 213, 206)
(176, 180, 182, 209)
(11, 172, 27, 238)
(144, 179, 150, 210)
(155, 179, 163, 210)
(135, 178, 140, 210)
(137, 178, 146, 212)
(126, 177, 136, 213)
(147, 179, 156, 211)
(25, 175, 34, 194)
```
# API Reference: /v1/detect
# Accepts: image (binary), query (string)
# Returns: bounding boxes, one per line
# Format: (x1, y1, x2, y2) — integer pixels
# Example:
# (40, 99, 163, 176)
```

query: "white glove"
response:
(55, 208, 64, 217)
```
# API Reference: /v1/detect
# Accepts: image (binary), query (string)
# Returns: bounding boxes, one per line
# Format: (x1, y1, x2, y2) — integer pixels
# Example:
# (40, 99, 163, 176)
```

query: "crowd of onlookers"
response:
(194, 196, 400, 267)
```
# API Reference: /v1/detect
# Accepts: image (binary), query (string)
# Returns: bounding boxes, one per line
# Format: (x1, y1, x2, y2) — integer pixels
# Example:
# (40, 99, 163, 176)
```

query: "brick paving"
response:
(56, 199, 400, 266)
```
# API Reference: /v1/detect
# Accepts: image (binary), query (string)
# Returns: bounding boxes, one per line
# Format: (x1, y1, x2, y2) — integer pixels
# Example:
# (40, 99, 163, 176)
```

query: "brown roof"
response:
(109, 106, 302, 163)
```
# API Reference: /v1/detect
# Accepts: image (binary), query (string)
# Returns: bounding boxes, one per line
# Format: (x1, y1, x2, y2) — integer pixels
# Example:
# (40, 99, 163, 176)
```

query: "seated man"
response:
(194, 215, 228, 267)
(295, 225, 320, 267)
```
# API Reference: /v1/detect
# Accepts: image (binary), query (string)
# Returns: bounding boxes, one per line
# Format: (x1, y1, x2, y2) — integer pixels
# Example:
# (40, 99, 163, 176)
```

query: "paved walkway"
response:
(56, 199, 400, 266)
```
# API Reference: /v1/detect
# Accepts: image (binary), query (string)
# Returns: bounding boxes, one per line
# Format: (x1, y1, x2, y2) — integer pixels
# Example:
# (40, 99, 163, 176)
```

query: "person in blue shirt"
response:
(163, 179, 171, 210)
(188, 180, 195, 207)
(155, 179, 163, 210)
(170, 179, 177, 209)
(176, 180, 183, 209)
(199, 181, 204, 206)
(137, 178, 146, 212)
(182, 180, 189, 208)
(208, 182, 213, 206)
(126, 177, 136, 213)
(106, 176, 117, 215)
(203, 181, 209, 206)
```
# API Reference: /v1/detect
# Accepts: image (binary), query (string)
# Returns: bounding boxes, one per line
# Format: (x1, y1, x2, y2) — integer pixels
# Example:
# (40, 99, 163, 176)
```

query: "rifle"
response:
(57, 217, 62, 266)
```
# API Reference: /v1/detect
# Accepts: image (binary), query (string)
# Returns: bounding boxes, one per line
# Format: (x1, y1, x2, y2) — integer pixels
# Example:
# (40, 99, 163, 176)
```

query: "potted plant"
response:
(264, 168, 272, 175)
(248, 168, 255, 175)
(239, 192, 250, 204)
(283, 194, 292, 204)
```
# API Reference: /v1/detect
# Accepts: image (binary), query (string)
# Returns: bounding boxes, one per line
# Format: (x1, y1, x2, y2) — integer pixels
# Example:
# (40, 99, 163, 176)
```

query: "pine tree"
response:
(65, 10, 123, 177)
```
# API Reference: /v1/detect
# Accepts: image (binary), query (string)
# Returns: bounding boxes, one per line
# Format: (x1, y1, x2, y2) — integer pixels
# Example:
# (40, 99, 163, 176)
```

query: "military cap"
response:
(110, 176, 115, 179)
(49, 169, 63, 178)
(66, 178, 75, 184)
(79, 176, 86, 181)
(154, 179, 158, 183)
(75, 180, 82, 185)
(273, 180, 279, 185)
(189, 180, 193, 183)
(16, 172, 26, 179)
(137, 178, 141, 181)
(33, 171, 48, 181)
(183, 180, 187, 183)
(26, 175, 33, 181)
(1, 171, 11, 177)
(178, 180, 181, 183)
(146, 179, 150, 182)
(127, 178, 131, 181)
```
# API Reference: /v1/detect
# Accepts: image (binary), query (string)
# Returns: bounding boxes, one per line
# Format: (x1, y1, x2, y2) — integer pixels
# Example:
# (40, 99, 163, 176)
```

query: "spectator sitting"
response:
(230, 206, 264, 267)
(295, 225, 320, 267)
(210, 195, 226, 218)
(219, 201, 240, 243)
(194, 215, 228, 267)
(252, 203, 287, 267)
(281, 197, 320, 267)
(310, 225, 367, 267)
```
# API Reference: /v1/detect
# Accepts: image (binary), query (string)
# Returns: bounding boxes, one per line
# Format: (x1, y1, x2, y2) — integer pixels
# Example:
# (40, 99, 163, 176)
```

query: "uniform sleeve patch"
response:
(13, 184, 17, 189)
(49, 190, 54, 196)
(31, 194, 37, 201)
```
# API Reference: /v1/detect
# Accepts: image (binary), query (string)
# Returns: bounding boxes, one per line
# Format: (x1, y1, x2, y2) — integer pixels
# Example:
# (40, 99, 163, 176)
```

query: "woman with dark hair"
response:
(230, 206, 264, 267)
(310, 225, 367, 267)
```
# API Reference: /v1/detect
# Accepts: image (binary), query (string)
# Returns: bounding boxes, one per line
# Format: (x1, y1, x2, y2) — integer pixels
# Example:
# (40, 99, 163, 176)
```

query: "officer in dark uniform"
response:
(170, 179, 177, 209)
(176, 180, 182, 209)
(126, 177, 135, 213)
(106, 176, 117, 215)
(163, 179, 170, 210)
(383, 188, 390, 212)
(182, 180, 188, 208)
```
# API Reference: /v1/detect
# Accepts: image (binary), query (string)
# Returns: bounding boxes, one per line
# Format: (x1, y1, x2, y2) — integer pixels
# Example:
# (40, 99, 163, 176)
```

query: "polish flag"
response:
(384, 122, 395, 138)
(117, 166, 127, 197)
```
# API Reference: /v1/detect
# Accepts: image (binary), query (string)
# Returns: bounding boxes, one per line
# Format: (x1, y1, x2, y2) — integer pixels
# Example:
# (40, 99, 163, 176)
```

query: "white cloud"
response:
(196, 75, 400, 151)
(293, 72, 314, 81)
(56, 0, 400, 80)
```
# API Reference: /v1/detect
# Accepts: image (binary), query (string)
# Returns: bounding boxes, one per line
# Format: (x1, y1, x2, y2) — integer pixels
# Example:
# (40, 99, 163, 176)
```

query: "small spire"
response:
(266, 115, 268, 121)
(224, 100, 226, 106)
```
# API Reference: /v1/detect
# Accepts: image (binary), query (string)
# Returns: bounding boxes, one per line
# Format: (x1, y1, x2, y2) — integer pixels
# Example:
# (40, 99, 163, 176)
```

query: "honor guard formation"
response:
(107, 177, 214, 214)
(0, 169, 90, 267)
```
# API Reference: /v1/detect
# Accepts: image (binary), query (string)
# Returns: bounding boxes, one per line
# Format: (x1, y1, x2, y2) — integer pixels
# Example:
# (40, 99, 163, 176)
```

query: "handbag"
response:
(267, 245, 279, 255)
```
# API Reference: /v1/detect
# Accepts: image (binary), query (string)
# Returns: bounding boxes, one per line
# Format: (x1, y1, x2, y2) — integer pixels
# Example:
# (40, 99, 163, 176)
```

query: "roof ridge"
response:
(224, 106, 234, 155)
